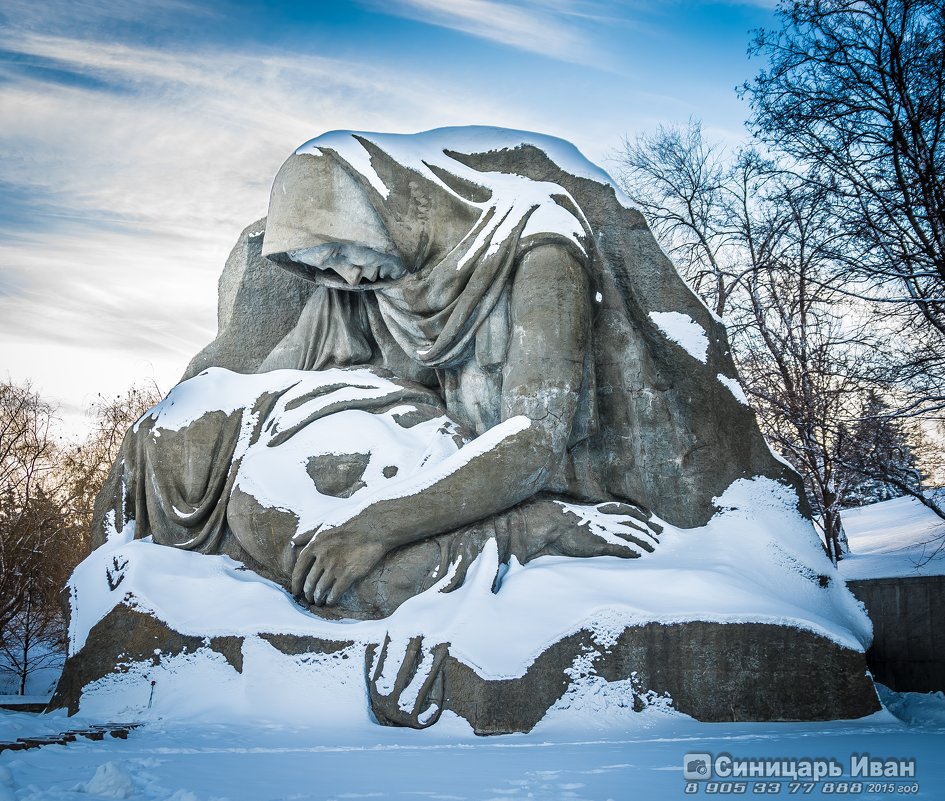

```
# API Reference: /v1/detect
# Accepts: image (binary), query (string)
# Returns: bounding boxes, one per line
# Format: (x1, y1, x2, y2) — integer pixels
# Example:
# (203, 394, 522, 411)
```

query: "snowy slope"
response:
(63, 485, 873, 725)
(6, 493, 942, 799)
(839, 495, 945, 580)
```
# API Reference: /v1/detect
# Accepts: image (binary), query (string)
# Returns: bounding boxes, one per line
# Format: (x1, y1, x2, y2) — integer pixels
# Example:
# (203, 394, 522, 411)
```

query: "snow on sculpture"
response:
(54, 128, 880, 730)
(98, 365, 661, 623)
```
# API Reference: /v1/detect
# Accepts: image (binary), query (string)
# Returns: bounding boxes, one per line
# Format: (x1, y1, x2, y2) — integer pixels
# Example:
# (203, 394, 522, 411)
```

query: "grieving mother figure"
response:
(96, 129, 793, 619)
(258, 136, 617, 609)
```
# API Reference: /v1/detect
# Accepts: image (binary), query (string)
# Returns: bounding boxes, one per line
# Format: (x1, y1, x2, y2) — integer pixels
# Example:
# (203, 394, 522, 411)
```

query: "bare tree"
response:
(615, 122, 925, 562)
(0, 509, 68, 696)
(60, 380, 163, 544)
(0, 379, 162, 693)
(0, 381, 61, 641)
(743, 0, 945, 414)
(615, 120, 744, 317)
(733, 171, 881, 562)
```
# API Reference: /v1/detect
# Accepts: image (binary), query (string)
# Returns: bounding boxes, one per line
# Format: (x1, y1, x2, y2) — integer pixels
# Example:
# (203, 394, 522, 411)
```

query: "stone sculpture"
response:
(56, 128, 879, 730)
(94, 129, 796, 612)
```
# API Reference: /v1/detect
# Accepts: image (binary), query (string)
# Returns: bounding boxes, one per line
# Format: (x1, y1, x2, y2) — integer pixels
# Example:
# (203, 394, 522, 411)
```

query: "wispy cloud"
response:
(0, 0, 217, 38)
(0, 25, 543, 432)
(364, 0, 616, 66)
(0, 30, 520, 227)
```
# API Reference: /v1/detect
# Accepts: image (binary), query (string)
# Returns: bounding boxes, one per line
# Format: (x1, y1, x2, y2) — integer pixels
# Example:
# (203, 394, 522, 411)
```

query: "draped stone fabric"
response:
(95, 373, 419, 540)
(95, 370, 475, 584)
(93, 366, 663, 625)
(94, 128, 806, 612)
(256, 131, 802, 524)
(259, 140, 598, 453)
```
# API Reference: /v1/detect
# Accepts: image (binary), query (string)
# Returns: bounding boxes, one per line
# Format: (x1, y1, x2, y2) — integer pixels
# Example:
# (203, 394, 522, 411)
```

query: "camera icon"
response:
(683, 753, 712, 780)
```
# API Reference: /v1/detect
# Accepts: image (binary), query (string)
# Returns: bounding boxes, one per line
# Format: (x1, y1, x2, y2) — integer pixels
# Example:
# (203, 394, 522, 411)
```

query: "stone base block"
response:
(51, 603, 879, 733)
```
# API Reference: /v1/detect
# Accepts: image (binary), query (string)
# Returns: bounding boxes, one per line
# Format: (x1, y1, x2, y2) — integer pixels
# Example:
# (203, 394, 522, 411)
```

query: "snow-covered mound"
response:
(65, 471, 872, 722)
(839, 495, 945, 580)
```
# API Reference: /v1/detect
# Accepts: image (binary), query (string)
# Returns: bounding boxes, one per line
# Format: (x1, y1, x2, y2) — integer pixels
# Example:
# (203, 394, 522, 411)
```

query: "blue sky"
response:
(0, 0, 777, 432)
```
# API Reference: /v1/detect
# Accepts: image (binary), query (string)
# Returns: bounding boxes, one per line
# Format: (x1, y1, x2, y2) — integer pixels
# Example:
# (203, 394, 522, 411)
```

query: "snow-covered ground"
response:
(840, 495, 945, 580)
(2, 686, 944, 801)
(4, 495, 943, 799)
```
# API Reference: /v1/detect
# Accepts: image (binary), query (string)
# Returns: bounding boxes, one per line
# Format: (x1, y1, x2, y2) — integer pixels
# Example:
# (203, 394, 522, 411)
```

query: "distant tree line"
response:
(0, 379, 161, 694)
(617, 0, 945, 563)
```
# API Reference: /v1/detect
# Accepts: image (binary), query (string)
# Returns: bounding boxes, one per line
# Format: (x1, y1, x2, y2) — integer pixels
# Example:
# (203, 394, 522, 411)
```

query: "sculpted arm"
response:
(292, 244, 590, 605)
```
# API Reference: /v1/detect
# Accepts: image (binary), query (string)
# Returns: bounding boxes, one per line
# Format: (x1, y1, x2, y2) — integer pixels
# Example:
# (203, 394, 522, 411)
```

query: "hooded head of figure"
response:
(260, 131, 592, 370)
(262, 136, 488, 292)
(262, 150, 408, 290)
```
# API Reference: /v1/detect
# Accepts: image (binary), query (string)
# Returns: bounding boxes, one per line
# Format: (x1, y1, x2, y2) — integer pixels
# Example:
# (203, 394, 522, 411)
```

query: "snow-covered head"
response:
(263, 145, 410, 289)
(261, 127, 591, 292)
(261, 127, 591, 369)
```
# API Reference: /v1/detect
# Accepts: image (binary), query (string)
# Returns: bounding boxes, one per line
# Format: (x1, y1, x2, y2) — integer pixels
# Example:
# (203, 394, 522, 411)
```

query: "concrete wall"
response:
(847, 575, 945, 693)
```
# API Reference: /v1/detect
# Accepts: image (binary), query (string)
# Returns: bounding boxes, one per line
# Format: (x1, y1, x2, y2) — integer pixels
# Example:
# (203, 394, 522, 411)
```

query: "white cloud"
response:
(366, 0, 605, 65)
(0, 30, 555, 435)
(0, 0, 217, 37)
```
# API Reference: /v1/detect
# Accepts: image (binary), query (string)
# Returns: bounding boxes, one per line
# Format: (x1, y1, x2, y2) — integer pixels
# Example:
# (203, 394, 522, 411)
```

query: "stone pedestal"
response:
(51, 599, 879, 732)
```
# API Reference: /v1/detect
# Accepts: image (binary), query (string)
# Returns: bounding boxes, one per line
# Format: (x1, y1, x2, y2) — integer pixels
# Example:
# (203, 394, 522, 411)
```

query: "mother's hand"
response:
(291, 524, 386, 606)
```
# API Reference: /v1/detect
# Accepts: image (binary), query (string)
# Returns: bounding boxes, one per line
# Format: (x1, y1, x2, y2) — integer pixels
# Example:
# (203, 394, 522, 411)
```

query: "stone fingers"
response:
(314, 559, 343, 605)
(597, 501, 651, 524)
(291, 541, 336, 604)
(613, 524, 657, 553)
(307, 563, 328, 604)
(598, 541, 642, 558)
(598, 501, 664, 537)
(408, 641, 448, 725)
(325, 567, 355, 606)
(366, 635, 448, 729)
(291, 527, 320, 548)
(290, 543, 317, 597)
(368, 634, 392, 685)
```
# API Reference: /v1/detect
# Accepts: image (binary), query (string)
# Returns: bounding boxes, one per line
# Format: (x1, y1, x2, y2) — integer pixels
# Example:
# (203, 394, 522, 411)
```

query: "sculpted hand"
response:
(550, 502, 661, 559)
(291, 525, 386, 606)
